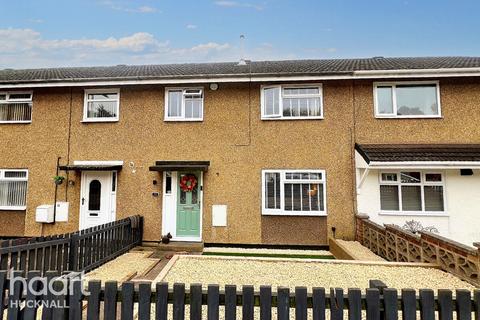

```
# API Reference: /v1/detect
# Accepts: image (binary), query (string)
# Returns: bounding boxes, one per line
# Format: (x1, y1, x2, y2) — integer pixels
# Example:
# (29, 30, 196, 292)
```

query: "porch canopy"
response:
(355, 143, 480, 169)
(59, 161, 123, 171)
(149, 161, 210, 172)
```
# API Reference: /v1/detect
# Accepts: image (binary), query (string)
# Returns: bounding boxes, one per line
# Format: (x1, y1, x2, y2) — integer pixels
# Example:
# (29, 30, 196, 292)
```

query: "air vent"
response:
(460, 169, 473, 176)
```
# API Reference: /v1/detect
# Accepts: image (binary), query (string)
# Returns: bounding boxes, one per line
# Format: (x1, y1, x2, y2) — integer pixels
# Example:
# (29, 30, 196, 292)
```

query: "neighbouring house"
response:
(0, 57, 479, 246)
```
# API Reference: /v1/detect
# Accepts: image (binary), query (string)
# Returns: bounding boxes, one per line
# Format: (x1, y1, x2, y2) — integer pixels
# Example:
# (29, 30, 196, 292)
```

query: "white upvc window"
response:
(0, 169, 28, 210)
(0, 92, 33, 124)
(83, 89, 120, 122)
(165, 88, 204, 121)
(262, 169, 326, 216)
(379, 171, 445, 213)
(261, 84, 323, 120)
(374, 81, 441, 118)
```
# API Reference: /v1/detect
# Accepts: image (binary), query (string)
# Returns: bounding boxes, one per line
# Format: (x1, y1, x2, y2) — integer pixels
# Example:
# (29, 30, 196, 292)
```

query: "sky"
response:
(0, 0, 479, 69)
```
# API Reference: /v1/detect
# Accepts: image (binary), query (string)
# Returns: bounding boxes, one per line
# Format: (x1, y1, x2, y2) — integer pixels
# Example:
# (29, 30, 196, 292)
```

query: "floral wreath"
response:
(179, 174, 197, 192)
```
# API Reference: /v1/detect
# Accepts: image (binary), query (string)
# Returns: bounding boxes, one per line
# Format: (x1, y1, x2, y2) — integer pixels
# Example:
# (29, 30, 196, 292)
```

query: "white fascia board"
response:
(1, 68, 480, 89)
(355, 150, 369, 169)
(73, 160, 124, 166)
(367, 161, 480, 169)
(353, 67, 480, 79)
(0, 75, 344, 89)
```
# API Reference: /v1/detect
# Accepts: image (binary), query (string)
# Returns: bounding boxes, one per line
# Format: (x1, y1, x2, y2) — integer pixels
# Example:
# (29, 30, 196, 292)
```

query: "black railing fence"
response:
(0, 270, 478, 320)
(0, 215, 143, 274)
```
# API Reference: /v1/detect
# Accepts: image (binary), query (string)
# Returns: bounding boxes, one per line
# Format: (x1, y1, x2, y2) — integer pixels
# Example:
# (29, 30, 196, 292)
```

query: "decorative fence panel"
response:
(356, 214, 480, 286)
(0, 272, 479, 320)
(0, 215, 143, 274)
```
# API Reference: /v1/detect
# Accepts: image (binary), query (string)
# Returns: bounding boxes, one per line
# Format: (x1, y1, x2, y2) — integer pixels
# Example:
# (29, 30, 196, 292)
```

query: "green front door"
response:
(176, 172, 201, 237)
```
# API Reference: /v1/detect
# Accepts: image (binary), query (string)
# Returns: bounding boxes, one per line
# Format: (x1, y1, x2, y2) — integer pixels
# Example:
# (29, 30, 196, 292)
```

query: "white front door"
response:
(79, 171, 117, 230)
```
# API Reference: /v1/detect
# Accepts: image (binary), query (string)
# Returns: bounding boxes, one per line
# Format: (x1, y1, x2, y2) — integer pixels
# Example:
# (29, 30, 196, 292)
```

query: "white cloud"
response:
(99, 1, 159, 13)
(214, 1, 264, 11)
(186, 24, 198, 30)
(27, 19, 44, 24)
(0, 28, 329, 69)
(0, 28, 238, 68)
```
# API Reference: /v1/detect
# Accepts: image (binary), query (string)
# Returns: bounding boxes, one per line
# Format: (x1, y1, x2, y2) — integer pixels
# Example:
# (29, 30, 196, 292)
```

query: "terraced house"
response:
(0, 57, 480, 246)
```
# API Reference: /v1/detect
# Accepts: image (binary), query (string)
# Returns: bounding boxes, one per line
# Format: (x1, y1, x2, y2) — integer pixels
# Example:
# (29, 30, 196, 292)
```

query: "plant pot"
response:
(54, 180, 63, 185)
(161, 236, 170, 244)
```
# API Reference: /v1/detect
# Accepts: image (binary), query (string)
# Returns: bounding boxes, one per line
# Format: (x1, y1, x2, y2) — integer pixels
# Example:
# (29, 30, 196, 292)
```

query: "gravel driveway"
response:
(160, 256, 475, 292)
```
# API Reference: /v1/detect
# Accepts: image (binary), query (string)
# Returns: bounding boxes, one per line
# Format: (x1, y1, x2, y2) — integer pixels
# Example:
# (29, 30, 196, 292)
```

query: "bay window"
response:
(261, 85, 323, 119)
(0, 169, 28, 210)
(374, 82, 441, 118)
(262, 170, 326, 216)
(379, 171, 445, 213)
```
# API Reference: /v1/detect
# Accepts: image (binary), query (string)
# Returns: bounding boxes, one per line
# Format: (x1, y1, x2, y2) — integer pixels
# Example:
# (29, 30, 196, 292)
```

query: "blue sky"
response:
(0, 0, 479, 68)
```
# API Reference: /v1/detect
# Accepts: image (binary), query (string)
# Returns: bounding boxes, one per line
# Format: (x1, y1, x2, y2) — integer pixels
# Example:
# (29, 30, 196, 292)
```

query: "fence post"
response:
(369, 280, 388, 320)
(138, 216, 144, 245)
(68, 234, 79, 272)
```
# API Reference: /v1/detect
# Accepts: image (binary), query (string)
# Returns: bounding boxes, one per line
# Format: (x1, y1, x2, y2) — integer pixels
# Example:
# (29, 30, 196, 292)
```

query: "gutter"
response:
(1, 68, 480, 89)
(365, 161, 480, 169)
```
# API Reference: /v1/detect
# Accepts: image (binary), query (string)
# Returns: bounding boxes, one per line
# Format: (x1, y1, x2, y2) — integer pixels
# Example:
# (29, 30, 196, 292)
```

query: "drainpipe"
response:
(53, 156, 61, 223)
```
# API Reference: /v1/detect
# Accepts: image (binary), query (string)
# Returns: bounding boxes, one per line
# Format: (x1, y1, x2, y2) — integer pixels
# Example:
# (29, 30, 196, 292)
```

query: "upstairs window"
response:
(0, 92, 33, 123)
(262, 170, 326, 216)
(165, 88, 203, 121)
(261, 85, 323, 120)
(0, 169, 28, 210)
(83, 89, 120, 122)
(374, 82, 441, 118)
(379, 171, 445, 213)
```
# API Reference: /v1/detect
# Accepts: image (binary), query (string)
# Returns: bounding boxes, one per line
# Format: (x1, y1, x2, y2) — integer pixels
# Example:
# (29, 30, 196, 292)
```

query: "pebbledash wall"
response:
(2, 77, 480, 245)
(354, 77, 480, 246)
(0, 81, 356, 245)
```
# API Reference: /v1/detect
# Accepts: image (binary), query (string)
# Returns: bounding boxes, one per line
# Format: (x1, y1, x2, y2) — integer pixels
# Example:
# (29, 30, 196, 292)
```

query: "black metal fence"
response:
(0, 215, 143, 274)
(1, 271, 479, 320)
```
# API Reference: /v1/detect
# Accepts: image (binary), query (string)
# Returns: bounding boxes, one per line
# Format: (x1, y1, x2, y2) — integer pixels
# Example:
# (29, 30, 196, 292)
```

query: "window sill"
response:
(262, 211, 327, 217)
(375, 115, 443, 119)
(379, 211, 449, 217)
(0, 121, 32, 124)
(0, 206, 26, 211)
(261, 116, 324, 121)
(164, 118, 203, 122)
(81, 119, 119, 123)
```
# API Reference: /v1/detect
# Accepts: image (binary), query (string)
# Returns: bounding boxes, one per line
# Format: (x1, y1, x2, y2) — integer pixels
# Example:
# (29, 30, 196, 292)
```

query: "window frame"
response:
(164, 87, 204, 122)
(378, 171, 446, 215)
(373, 81, 442, 119)
(83, 88, 120, 122)
(0, 91, 33, 124)
(0, 169, 28, 210)
(261, 169, 327, 216)
(260, 84, 324, 120)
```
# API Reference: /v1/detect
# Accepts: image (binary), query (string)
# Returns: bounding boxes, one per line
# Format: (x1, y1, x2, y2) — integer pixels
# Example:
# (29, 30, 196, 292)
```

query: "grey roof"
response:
(1, 56, 480, 84)
(355, 143, 480, 163)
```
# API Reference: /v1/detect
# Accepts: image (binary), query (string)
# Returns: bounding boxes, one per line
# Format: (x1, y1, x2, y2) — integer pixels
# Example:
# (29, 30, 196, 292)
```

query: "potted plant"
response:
(53, 175, 65, 185)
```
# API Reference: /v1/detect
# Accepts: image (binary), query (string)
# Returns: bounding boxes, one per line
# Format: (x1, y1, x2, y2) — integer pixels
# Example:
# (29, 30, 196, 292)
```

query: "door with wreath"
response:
(176, 171, 201, 238)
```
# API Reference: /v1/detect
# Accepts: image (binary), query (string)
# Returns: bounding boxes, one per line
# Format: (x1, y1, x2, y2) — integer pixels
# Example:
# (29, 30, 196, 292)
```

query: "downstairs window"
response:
(0, 169, 28, 210)
(262, 170, 326, 216)
(379, 171, 444, 213)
